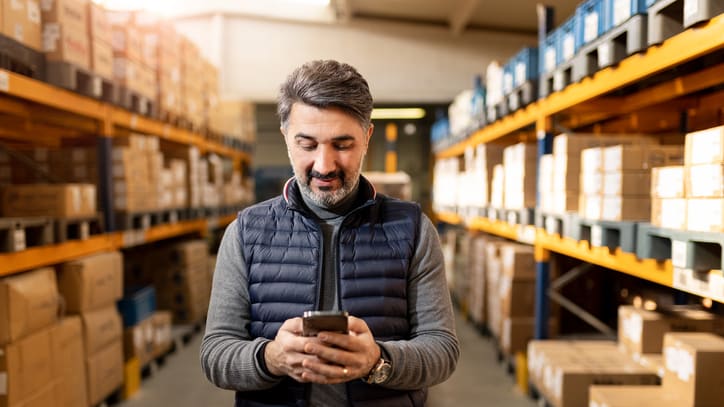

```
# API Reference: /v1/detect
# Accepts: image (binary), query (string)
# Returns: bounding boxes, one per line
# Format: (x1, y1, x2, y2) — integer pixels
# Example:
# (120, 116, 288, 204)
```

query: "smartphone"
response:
(302, 310, 349, 337)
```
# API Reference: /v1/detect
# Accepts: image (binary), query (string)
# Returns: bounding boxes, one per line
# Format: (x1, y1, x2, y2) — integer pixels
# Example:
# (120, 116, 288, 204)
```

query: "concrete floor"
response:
(119, 310, 535, 407)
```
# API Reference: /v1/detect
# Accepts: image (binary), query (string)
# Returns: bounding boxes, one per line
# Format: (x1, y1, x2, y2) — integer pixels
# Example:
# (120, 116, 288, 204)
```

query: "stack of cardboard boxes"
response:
(106, 9, 155, 100)
(0, 183, 96, 218)
(0, 0, 42, 51)
(0, 267, 89, 407)
(41, 0, 91, 72)
(578, 142, 684, 221)
(467, 234, 495, 327)
(652, 125, 724, 231)
(181, 37, 204, 128)
(590, 332, 724, 406)
(209, 101, 258, 146)
(112, 134, 160, 212)
(88, 1, 113, 80)
(527, 340, 659, 407)
(122, 308, 173, 368)
(502, 142, 537, 211)
(58, 251, 124, 406)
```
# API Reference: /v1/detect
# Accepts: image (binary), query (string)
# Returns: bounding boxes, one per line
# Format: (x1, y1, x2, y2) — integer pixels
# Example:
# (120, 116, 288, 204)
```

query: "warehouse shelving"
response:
(434, 13, 724, 339)
(0, 68, 249, 277)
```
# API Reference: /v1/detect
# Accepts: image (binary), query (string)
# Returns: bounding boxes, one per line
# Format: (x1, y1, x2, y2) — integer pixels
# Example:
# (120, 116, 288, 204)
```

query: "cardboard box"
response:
(85, 339, 123, 406)
(58, 251, 123, 313)
(651, 166, 686, 199)
(111, 24, 141, 61)
(603, 171, 651, 196)
(662, 332, 724, 407)
(552, 133, 656, 157)
(0, 325, 56, 407)
(601, 196, 650, 221)
(0, 268, 58, 345)
(40, 0, 88, 29)
(88, 2, 111, 44)
(81, 306, 122, 355)
(43, 23, 90, 69)
(123, 316, 154, 365)
(618, 306, 724, 356)
(50, 316, 88, 407)
(151, 311, 172, 358)
(685, 125, 724, 165)
(686, 198, 724, 232)
(552, 155, 581, 193)
(651, 198, 687, 229)
(589, 385, 685, 407)
(501, 317, 557, 356)
(552, 191, 579, 214)
(90, 37, 113, 79)
(579, 194, 602, 220)
(0, 183, 96, 217)
(113, 57, 142, 92)
(581, 147, 604, 173)
(1, 0, 42, 50)
(580, 170, 603, 195)
(603, 144, 684, 171)
(687, 163, 724, 198)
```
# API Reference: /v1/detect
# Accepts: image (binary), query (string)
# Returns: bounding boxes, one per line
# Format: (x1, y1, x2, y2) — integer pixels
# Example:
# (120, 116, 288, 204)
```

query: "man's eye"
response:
(299, 144, 316, 151)
(335, 143, 352, 150)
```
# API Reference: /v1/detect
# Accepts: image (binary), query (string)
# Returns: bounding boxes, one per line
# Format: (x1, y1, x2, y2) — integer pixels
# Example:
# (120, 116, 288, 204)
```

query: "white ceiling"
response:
(161, 0, 582, 36)
(337, 0, 582, 35)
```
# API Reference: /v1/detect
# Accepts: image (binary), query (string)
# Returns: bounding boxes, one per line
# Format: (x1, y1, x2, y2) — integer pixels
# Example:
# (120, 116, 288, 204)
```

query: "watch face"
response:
(373, 361, 392, 383)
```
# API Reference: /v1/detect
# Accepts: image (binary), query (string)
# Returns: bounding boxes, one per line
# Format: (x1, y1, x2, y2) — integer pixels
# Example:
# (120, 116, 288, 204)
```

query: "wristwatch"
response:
(364, 357, 392, 384)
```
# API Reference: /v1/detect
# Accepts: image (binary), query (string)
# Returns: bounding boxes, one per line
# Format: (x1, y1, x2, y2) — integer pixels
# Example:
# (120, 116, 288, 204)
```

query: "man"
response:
(201, 60, 459, 407)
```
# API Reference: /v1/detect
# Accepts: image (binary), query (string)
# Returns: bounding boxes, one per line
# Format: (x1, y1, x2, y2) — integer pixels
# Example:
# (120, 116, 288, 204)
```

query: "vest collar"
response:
(283, 175, 378, 214)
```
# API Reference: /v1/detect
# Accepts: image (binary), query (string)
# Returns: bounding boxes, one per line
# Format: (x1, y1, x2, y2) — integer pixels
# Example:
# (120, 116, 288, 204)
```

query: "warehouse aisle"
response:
(119, 310, 534, 407)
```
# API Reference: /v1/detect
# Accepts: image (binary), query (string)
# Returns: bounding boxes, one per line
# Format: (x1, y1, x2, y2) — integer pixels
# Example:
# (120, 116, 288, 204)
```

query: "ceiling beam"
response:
(332, 0, 352, 23)
(449, 0, 479, 36)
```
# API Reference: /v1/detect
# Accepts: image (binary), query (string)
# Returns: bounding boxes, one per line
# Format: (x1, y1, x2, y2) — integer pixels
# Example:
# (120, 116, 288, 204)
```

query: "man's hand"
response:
(299, 316, 381, 384)
(264, 316, 381, 384)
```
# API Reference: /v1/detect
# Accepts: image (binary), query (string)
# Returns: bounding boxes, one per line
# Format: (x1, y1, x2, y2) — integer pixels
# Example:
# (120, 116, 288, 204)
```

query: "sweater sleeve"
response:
(200, 219, 284, 390)
(377, 214, 460, 390)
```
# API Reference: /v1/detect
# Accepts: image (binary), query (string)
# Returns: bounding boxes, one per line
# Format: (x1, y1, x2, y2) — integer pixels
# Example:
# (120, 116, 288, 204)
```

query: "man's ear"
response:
(366, 123, 374, 147)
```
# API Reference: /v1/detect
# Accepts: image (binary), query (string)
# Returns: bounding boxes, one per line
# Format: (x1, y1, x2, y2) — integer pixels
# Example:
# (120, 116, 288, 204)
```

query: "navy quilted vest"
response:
(235, 177, 426, 407)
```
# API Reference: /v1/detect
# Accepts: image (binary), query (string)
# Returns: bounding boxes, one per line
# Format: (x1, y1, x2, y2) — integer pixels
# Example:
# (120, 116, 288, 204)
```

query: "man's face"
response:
(282, 103, 373, 208)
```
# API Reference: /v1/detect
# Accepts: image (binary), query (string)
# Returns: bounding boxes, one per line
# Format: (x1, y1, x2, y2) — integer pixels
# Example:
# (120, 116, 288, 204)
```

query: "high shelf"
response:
(0, 68, 249, 277)
(434, 14, 724, 338)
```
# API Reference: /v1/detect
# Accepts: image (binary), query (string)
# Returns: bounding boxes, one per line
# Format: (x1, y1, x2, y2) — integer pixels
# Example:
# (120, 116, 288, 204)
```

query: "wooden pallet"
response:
(45, 61, 116, 102)
(0, 34, 45, 80)
(115, 86, 157, 117)
(54, 213, 104, 243)
(0, 217, 53, 252)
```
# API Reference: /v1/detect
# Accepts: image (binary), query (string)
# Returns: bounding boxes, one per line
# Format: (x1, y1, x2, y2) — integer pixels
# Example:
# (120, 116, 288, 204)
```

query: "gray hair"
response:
(277, 60, 373, 131)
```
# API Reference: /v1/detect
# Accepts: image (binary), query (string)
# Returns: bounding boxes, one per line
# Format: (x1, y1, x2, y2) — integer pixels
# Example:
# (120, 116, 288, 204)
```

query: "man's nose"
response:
(313, 145, 336, 174)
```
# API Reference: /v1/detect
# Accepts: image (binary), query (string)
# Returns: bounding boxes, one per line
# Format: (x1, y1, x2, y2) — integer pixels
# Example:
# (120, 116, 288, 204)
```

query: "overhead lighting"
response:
(371, 108, 426, 120)
(283, 0, 331, 5)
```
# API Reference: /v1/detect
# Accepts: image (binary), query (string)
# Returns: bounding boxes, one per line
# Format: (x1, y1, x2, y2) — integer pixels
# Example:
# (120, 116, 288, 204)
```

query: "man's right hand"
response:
(264, 317, 313, 381)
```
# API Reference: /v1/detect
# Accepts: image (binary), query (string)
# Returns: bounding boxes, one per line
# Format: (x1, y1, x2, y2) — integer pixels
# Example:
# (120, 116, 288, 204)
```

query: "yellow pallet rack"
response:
(434, 14, 724, 337)
(0, 69, 246, 277)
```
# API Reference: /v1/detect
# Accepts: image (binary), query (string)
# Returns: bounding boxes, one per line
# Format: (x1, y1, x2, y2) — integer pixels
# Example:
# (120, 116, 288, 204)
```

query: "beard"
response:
(294, 164, 363, 208)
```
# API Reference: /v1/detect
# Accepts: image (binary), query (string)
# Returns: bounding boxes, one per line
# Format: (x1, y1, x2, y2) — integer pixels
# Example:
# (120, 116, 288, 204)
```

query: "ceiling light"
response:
(371, 108, 426, 120)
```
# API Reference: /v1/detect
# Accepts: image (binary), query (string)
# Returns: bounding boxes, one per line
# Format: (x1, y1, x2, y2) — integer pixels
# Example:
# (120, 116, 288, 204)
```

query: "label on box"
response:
(545, 48, 556, 72)
(664, 346, 694, 382)
(11, 0, 23, 10)
(623, 312, 643, 344)
(585, 12, 599, 42)
(27, 0, 40, 23)
(591, 224, 603, 247)
(671, 240, 688, 269)
(614, 0, 631, 26)
(563, 33, 575, 60)
(13, 228, 26, 251)
(515, 62, 526, 86)
(684, 0, 698, 19)
(0, 71, 9, 92)
(0, 372, 6, 395)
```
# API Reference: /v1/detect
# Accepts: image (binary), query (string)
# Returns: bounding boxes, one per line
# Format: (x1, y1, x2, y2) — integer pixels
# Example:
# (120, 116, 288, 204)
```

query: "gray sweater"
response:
(200, 197, 459, 405)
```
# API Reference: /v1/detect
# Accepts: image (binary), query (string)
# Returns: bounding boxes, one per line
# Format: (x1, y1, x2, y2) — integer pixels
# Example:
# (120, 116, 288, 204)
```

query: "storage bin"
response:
(117, 285, 157, 327)
(556, 16, 579, 63)
(576, 0, 608, 46)
(607, 0, 648, 28)
(512, 47, 539, 87)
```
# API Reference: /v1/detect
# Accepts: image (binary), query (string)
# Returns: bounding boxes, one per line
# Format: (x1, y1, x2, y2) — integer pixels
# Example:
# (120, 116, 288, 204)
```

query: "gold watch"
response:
(364, 357, 392, 384)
